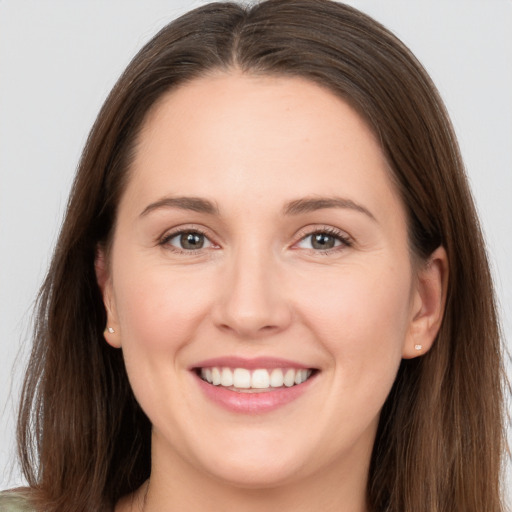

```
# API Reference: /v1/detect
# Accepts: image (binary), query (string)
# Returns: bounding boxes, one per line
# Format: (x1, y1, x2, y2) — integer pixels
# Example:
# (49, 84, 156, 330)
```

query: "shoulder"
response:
(0, 490, 35, 512)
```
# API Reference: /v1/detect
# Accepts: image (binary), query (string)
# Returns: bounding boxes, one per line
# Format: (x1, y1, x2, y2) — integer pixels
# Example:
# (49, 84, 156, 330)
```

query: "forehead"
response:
(122, 72, 402, 223)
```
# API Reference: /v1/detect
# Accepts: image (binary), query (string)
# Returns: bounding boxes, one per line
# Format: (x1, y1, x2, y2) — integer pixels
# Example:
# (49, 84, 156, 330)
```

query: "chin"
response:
(191, 435, 310, 489)
(205, 458, 303, 490)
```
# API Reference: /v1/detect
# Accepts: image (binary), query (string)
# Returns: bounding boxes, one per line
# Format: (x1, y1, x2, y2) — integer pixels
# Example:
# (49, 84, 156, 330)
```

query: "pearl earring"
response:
(107, 327, 115, 334)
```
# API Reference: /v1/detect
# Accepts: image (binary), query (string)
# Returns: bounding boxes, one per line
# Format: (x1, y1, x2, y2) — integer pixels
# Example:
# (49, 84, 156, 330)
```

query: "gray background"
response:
(1, 0, 511, 503)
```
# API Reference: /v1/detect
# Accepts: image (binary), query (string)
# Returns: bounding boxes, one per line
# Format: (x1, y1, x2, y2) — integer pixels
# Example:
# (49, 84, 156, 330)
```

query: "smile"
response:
(192, 357, 319, 413)
(199, 367, 313, 391)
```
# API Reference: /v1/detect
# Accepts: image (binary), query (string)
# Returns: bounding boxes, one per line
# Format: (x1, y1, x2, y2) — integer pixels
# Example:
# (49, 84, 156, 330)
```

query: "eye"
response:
(295, 229, 350, 251)
(163, 230, 214, 251)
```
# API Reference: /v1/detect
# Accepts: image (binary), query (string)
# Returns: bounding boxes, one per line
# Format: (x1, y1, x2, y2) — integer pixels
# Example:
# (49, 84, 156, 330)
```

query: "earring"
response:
(414, 344, 423, 351)
(107, 327, 115, 334)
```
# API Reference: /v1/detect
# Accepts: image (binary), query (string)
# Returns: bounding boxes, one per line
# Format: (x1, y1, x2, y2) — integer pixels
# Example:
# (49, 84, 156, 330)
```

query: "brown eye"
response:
(296, 230, 349, 252)
(180, 232, 205, 249)
(165, 231, 213, 251)
(311, 233, 337, 249)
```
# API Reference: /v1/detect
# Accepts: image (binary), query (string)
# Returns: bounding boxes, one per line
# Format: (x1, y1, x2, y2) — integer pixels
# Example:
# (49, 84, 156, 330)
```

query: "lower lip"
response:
(194, 372, 316, 414)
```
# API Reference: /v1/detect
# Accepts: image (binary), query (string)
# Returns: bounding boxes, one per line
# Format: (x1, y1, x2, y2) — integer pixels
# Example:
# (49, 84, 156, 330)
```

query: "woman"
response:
(0, 0, 507, 510)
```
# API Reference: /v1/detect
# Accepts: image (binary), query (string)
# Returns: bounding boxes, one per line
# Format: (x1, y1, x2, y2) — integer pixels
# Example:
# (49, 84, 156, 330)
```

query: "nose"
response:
(212, 248, 292, 339)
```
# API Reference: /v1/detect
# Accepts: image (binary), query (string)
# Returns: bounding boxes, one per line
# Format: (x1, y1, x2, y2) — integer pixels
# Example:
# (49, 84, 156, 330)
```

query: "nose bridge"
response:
(214, 240, 291, 337)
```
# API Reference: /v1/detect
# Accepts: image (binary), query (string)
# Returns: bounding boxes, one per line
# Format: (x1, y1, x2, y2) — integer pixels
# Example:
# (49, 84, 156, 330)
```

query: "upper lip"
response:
(191, 356, 316, 370)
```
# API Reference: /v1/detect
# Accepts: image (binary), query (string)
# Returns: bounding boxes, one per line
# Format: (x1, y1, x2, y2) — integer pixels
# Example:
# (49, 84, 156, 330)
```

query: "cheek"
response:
(296, 260, 412, 384)
(112, 261, 214, 354)
(110, 260, 217, 424)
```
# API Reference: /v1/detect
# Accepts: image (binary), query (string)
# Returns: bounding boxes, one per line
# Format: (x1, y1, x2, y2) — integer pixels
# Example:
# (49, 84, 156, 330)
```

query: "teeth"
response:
(199, 367, 312, 389)
(233, 368, 251, 388)
(294, 369, 308, 385)
(251, 369, 270, 389)
(211, 367, 221, 386)
(270, 368, 284, 387)
(221, 367, 233, 387)
(284, 368, 295, 387)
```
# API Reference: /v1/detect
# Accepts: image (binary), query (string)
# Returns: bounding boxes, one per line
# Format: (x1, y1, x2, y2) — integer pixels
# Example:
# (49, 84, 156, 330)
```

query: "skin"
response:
(96, 73, 447, 512)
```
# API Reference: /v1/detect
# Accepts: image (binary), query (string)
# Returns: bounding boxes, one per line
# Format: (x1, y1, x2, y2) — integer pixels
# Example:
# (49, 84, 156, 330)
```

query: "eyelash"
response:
(158, 226, 352, 255)
(294, 226, 352, 255)
(159, 227, 214, 255)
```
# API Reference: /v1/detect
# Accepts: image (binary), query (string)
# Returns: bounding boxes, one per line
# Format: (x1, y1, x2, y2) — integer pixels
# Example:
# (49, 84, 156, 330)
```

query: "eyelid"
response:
(158, 225, 220, 252)
(156, 223, 352, 254)
(292, 225, 353, 251)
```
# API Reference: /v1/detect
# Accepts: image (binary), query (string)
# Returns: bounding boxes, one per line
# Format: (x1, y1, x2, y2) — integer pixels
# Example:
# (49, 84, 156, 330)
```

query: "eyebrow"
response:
(140, 196, 219, 217)
(283, 196, 376, 221)
(139, 195, 376, 222)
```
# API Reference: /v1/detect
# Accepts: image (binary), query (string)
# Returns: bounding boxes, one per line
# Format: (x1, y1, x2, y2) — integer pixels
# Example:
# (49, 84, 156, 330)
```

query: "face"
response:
(99, 73, 441, 491)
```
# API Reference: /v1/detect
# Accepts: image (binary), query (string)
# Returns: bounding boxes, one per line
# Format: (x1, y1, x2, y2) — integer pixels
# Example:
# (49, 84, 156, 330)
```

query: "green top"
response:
(0, 491, 34, 512)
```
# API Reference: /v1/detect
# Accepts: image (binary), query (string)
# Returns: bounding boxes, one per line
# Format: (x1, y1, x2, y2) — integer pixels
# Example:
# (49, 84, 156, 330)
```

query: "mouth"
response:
(195, 366, 316, 393)
(191, 357, 319, 413)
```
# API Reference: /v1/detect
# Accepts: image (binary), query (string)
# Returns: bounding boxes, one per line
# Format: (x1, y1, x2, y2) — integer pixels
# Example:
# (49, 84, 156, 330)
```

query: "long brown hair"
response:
(17, 1, 507, 510)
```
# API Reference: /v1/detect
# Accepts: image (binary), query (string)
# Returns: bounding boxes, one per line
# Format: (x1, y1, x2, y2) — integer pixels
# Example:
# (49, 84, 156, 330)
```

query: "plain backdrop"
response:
(1, 0, 511, 504)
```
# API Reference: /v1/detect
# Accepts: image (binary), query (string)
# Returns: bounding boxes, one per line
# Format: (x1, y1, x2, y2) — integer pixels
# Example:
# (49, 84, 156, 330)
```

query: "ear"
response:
(402, 246, 449, 359)
(95, 246, 122, 348)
